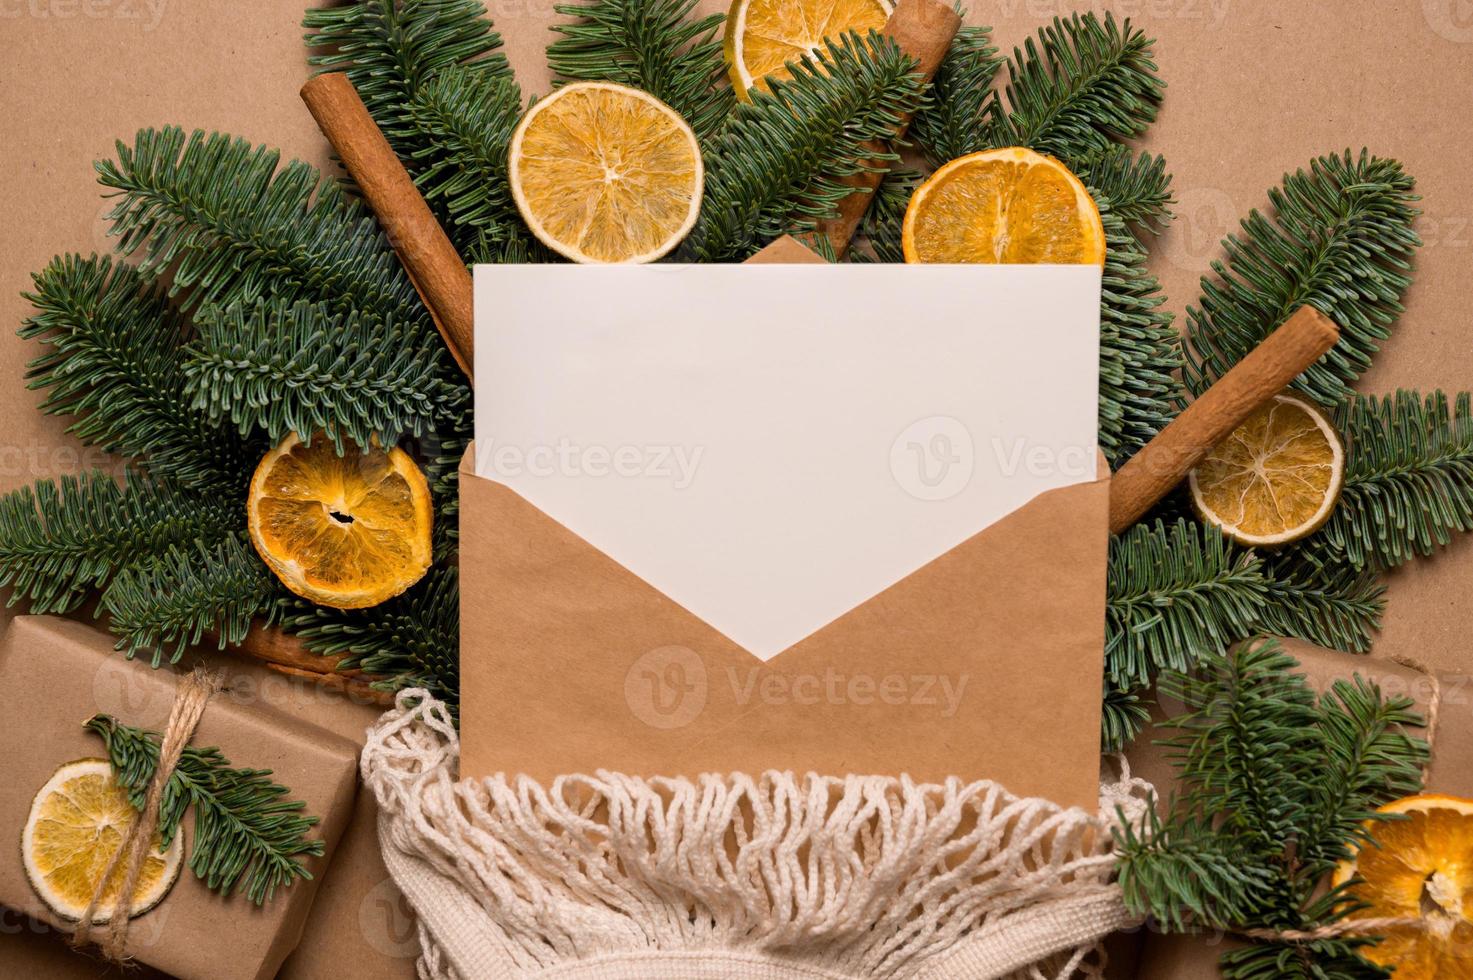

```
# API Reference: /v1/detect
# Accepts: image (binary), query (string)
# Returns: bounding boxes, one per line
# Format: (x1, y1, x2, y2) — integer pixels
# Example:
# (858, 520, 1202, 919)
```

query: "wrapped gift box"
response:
(0, 617, 361, 980)
(1125, 638, 1473, 978)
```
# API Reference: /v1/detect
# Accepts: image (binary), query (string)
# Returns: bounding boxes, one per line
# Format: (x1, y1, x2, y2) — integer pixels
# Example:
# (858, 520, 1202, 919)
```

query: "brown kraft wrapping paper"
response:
(1123, 638, 1473, 979)
(0, 617, 361, 980)
(458, 453, 1112, 811)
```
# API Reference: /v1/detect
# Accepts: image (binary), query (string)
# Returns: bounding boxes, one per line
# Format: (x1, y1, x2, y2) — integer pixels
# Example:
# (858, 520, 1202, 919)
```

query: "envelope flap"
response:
(459, 467, 1110, 809)
(473, 264, 1103, 661)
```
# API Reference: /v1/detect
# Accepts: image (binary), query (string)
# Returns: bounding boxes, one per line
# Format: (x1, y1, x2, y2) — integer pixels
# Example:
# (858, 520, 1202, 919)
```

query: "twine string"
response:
(71, 666, 222, 963)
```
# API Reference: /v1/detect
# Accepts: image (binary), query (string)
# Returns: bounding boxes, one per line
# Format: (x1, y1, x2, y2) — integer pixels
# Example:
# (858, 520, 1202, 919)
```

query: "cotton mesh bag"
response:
(363, 692, 1152, 980)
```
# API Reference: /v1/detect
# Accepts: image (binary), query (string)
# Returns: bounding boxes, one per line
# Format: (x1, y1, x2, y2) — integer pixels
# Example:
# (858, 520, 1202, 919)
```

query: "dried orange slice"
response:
(1188, 393, 1345, 547)
(248, 433, 433, 610)
(902, 148, 1107, 265)
(23, 759, 182, 922)
(509, 81, 703, 264)
(1333, 794, 1473, 978)
(724, 0, 892, 98)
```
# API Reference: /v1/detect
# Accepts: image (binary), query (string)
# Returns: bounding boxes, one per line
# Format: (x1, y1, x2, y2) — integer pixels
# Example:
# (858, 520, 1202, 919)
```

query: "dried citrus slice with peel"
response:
(1333, 794, 1473, 979)
(23, 759, 182, 922)
(724, 0, 892, 98)
(248, 433, 433, 609)
(509, 81, 703, 264)
(902, 148, 1107, 265)
(1188, 393, 1345, 547)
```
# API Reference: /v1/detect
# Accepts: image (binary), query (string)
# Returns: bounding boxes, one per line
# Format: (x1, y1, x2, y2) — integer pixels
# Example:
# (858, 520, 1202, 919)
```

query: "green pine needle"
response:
(1101, 678, 1151, 754)
(1259, 552, 1385, 654)
(303, 0, 510, 157)
(1106, 519, 1267, 690)
(991, 12, 1163, 162)
(85, 714, 324, 906)
(1071, 145, 1174, 244)
(20, 254, 258, 489)
(1097, 207, 1182, 464)
(304, 0, 519, 258)
(681, 32, 924, 262)
(1118, 639, 1426, 959)
(0, 471, 240, 616)
(185, 299, 468, 452)
(1182, 151, 1422, 405)
(845, 168, 921, 264)
(96, 127, 426, 326)
(908, 24, 1002, 166)
(282, 564, 460, 712)
(549, 0, 733, 143)
(1321, 390, 1473, 569)
(1217, 942, 1392, 980)
(406, 67, 544, 263)
(101, 536, 285, 666)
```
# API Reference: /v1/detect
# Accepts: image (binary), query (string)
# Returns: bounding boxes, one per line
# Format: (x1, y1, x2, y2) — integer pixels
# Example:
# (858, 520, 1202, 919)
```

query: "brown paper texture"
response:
(459, 458, 1111, 810)
(1127, 638, 1473, 978)
(0, 617, 361, 980)
(3, 2, 1473, 976)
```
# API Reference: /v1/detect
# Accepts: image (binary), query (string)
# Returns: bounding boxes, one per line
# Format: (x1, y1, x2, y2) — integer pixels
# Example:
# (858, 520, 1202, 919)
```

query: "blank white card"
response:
(474, 264, 1102, 661)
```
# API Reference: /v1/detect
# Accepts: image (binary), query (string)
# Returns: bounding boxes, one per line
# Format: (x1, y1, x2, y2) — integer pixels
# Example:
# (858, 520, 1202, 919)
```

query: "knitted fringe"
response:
(362, 692, 1150, 980)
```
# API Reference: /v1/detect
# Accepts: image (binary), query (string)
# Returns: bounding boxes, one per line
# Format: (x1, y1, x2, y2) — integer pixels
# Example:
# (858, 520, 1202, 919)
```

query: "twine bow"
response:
(71, 666, 222, 963)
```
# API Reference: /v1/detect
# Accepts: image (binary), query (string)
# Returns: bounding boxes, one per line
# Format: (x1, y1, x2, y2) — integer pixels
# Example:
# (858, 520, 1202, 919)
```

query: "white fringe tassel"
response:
(362, 691, 1151, 980)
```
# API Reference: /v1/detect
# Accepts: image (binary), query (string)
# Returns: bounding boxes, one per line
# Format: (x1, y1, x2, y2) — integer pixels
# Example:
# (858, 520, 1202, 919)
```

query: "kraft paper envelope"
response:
(461, 259, 1109, 810)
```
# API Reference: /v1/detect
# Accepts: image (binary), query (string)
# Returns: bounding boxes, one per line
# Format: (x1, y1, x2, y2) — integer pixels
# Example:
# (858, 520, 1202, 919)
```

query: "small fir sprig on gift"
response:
(86, 714, 325, 905)
(1116, 640, 1428, 980)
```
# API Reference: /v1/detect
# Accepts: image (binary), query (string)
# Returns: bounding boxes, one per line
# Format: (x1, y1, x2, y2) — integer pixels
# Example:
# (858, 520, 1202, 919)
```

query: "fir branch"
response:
(96, 128, 427, 326)
(1115, 806, 1276, 932)
(85, 714, 324, 906)
(1217, 942, 1391, 980)
(1119, 640, 1427, 970)
(1298, 675, 1426, 881)
(908, 24, 1002, 166)
(1106, 519, 1267, 690)
(282, 565, 459, 710)
(1157, 640, 1323, 855)
(1071, 145, 1174, 244)
(1097, 208, 1182, 464)
(1101, 678, 1151, 754)
(184, 299, 468, 452)
(549, 0, 733, 143)
(100, 536, 285, 666)
(681, 32, 924, 262)
(846, 168, 921, 264)
(303, 0, 510, 158)
(0, 471, 240, 616)
(418, 404, 472, 557)
(1182, 151, 1422, 405)
(1321, 390, 1473, 569)
(405, 67, 541, 263)
(991, 12, 1163, 162)
(1259, 552, 1385, 654)
(20, 254, 257, 489)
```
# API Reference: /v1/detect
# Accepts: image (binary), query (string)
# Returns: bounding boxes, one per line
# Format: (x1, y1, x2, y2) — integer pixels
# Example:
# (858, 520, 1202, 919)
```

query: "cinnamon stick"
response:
(230, 624, 394, 706)
(809, 0, 962, 258)
(1108, 306, 1342, 534)
(262, 662, 396, 707)
(301, 73, 476, 380)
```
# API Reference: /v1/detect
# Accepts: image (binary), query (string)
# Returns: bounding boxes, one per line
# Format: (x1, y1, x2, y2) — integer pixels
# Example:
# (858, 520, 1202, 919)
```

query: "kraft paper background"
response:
(4, 1, 1473, 977)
